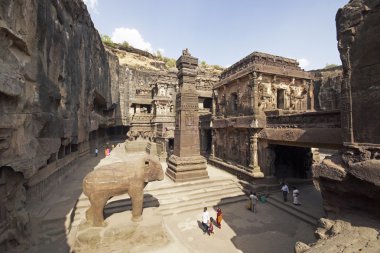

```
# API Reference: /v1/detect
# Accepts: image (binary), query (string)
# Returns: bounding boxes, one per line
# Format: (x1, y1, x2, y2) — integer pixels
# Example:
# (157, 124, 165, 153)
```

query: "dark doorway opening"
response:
(205, 129, 212, 154)
(277, 89, 285, 109)
(273, 145, 312, 179)
(168, 138, 174, 157)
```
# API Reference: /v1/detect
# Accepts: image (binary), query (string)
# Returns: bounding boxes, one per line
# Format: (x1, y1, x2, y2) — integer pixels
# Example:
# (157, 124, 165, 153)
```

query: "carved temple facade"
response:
(126, 65, 218, 160)
(209, 52, 317, 178)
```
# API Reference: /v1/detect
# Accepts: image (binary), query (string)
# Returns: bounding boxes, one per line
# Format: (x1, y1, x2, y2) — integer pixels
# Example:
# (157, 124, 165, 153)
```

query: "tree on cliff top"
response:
(324, 63, 339, 69)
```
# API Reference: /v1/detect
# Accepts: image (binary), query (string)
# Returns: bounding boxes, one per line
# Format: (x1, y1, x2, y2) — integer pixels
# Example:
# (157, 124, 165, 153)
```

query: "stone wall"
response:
(310, 66, 343, 111)
(0, 0, 115, 249)
(313, 0, 380, 219)
(0, 0, 113, 178)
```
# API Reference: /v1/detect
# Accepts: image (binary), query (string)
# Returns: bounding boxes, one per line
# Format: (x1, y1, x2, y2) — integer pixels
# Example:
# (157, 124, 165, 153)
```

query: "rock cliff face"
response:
(0, 0, 114, 250)
(310, 66, 342, 111)
(0, 0, 112, 177)
(312, 0, 380, 224)
(300, 1, 380, 251)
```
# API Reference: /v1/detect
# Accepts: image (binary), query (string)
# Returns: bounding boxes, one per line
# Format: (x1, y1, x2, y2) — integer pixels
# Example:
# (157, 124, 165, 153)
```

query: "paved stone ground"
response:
(159, 198, 317, 253)
(28, 142, 323, 253)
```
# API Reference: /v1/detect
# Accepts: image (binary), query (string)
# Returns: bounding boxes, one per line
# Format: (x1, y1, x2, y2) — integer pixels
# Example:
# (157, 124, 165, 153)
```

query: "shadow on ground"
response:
(103, 194, 160, 219)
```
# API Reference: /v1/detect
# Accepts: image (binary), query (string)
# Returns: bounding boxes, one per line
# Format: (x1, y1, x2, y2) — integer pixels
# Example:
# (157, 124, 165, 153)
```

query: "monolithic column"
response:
(249, 131, 264, 178)
(166, 49, 208, 182)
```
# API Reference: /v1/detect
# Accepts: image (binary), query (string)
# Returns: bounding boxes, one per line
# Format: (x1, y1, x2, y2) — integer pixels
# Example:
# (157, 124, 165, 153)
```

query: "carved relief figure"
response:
(83, 154, 164, 226)
(185, 111, 194, 125)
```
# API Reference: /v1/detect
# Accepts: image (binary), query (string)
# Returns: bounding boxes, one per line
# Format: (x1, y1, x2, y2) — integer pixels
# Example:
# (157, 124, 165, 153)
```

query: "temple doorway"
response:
(205, 129, 212, 155)
(168, 138, 174, 156)
(273, 145, 312, 179)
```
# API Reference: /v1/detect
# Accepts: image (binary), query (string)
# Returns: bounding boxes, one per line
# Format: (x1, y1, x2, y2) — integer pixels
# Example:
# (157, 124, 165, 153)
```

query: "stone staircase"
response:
(70, 178, 247, 229)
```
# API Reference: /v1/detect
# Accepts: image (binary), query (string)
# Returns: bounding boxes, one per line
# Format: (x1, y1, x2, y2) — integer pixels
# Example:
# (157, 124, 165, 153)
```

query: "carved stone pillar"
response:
(249, 72, 259, 115)
(166, 49, 208, 182)
(249, 130, 264, 178)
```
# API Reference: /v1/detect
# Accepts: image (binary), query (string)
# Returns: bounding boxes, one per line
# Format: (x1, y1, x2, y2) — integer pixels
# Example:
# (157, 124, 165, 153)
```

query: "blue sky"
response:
(84, 0, 348, 70)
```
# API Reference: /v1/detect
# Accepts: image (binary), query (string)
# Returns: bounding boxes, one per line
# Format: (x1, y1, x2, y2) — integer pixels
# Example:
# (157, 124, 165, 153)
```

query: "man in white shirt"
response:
(281, 183, 289, 202)
(202, 207, 209, 233)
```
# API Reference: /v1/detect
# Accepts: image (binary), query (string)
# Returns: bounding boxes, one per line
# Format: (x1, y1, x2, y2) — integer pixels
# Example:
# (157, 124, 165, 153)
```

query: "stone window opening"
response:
(277, 89, 285, 109)
(231, 93, 238, 112)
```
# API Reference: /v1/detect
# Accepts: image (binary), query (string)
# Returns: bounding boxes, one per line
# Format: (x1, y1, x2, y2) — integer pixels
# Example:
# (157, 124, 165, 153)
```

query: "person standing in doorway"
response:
(202, 207, 209, 234)
(281, 183, 289, 202)
(95, 147, 98, 157)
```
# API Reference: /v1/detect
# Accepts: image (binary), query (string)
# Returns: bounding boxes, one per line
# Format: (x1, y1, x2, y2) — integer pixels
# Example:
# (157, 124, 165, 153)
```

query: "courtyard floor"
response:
(28, 143, 324, 253)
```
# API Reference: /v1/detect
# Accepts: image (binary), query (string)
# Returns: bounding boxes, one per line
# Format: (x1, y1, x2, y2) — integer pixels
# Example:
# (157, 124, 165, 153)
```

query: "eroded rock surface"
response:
(308, 1, 380, 251)
(313, 0, 380, 219)
(295, 218, 380, 253)
(310, 66, 342, 111)
(0, 0, 114, 250)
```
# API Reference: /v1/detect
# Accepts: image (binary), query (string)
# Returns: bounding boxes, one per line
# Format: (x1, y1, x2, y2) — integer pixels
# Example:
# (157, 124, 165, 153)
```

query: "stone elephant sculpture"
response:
(83, 153, 164, 226)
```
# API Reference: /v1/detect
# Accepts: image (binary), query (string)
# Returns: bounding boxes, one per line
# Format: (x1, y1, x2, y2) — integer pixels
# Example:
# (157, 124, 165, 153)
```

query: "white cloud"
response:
(83, 0, 99, 14)
(157, 48, 165, 54)
(298, 58, 310, 69)
(111, 27, 153, 53)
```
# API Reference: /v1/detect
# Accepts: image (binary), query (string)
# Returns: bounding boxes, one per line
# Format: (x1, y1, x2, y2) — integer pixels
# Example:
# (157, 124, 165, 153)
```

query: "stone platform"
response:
(73, 208, 168, 253)
(166, 155, 208, 182)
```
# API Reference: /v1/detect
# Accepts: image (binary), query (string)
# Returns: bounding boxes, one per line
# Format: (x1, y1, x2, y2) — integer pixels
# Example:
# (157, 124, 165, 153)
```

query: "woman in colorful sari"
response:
(216, 206, 223, 229)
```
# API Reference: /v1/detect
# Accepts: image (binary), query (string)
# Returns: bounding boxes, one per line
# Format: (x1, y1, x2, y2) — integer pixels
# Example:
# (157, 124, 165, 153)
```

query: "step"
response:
(159, 190, 245, 213)
(157, 184, 242, 204)
(266, 197, 317, 226)
(103, 186, 244, 216)
(269, 194, 320, 221)
(159, 187, 244, 208)
(147, 179, 240, 196)
(160, 194, 247, 216)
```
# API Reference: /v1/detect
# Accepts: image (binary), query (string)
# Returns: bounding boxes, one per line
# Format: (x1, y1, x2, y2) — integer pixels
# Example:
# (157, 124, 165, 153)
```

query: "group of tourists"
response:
(94, 144, 116, 157)
(281, 183, 301, 205)
(201, 207, 223, 236)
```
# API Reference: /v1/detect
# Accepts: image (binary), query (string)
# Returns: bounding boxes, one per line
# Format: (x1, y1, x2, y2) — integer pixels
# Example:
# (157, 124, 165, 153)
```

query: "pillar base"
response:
(250, 165, 265, 178)
(166, 155, 208, 182)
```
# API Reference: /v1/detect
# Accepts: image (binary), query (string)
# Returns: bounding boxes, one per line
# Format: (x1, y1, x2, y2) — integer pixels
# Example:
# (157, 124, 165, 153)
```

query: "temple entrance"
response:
(168, 138, 174, 156)
(273, 145, 312, 179)
(204, 129, 212, 155)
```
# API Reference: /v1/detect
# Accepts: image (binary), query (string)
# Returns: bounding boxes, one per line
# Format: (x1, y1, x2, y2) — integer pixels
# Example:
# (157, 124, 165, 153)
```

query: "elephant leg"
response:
(131, 191, 144, 222)
(91, 195, 108, 227)
(85, 205, 94, 224)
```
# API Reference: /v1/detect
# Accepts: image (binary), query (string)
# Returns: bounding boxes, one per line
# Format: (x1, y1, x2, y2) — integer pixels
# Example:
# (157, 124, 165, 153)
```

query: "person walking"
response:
(292, 186, 301, 205)
(216, 206, 223, 228)
(202, 207, 209, 234)
(281, 183, 289, 202)
(95, 147, 98, 157)
(249, 192, 259, 212)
